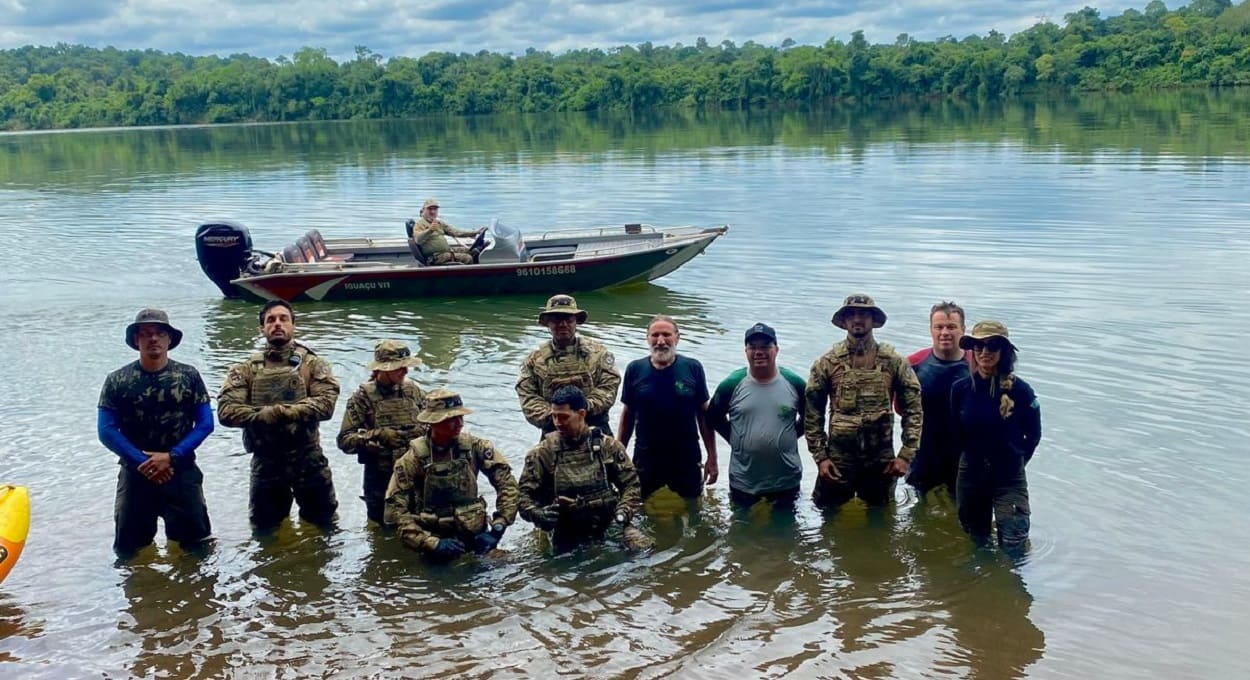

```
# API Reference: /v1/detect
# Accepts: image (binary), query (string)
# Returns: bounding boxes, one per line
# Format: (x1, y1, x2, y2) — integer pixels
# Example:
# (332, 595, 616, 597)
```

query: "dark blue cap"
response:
(744, 322, 777, 344)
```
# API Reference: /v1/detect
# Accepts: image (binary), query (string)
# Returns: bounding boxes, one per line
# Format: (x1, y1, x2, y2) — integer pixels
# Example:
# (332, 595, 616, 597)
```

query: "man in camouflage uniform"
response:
(98, 309, 214, 558)
(516, 294, 621, 439)
(218, 300, 341, 530)
(383, 389, 519, 562)
(805, 294, 923, 509)
(518, 385, 647, 551)
(409, 198, 485, 265)
(337, 340, 428, 525)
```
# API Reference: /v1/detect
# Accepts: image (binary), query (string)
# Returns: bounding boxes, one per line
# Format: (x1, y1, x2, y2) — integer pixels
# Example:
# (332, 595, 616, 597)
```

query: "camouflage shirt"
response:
(383, 433, 520, 552)
(412, 216, 477, 258)
(217, 342, 340, 453)
(336, 378, 428, 458)
(517, 429, 641, 522)
(516, 336, 621, 429)
(804, 338, 923, 463)
(98, 359, 210, 457)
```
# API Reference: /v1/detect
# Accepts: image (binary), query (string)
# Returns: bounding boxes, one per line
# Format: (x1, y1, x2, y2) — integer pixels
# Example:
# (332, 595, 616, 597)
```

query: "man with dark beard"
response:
(804, 294, 922, 510)
(218, 300, 341, 530)
(617, 314, 718, 499)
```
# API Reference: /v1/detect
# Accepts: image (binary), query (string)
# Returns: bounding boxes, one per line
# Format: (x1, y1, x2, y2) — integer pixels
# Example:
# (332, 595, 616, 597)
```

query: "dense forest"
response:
(1, 1, 1249, 131)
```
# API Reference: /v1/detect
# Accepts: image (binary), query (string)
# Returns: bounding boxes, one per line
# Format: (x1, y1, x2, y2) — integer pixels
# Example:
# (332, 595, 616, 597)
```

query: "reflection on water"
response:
(1, 94, 1249, 678)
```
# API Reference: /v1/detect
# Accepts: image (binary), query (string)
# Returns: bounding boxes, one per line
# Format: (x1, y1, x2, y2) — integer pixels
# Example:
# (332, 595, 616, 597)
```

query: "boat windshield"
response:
(490, 219, 525, 259)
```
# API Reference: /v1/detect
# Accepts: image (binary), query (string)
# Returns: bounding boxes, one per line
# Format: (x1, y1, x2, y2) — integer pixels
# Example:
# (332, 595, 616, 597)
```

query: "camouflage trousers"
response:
(249, 445, 338, 530)
(429, 250, 473, 265)
(114, 463, 212, 557)
(956, 455, 1030, 551)
(812, 445, 897, 509)
(359, 454, 395, 525)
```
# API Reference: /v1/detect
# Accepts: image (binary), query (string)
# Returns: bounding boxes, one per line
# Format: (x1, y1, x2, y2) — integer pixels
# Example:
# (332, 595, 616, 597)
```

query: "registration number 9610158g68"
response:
(517, 264, 576, 277)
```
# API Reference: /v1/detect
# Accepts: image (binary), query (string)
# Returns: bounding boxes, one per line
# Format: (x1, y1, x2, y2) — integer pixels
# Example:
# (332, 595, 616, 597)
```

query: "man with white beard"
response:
(617, 314, 718, 499)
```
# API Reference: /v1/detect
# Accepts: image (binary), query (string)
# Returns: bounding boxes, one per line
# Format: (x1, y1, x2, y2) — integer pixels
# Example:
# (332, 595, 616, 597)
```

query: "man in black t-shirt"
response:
(617, 315, 718, 499)
(905, 301, 972, 496)
(97, 309, 214, 558)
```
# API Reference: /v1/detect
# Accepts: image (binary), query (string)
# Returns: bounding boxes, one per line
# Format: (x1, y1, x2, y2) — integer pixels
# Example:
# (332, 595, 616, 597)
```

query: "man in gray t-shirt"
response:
(707, 323, 807, 508)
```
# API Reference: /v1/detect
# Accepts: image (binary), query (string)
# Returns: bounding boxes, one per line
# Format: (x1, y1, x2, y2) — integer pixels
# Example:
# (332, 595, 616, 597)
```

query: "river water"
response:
(1, 92, 1248, 678)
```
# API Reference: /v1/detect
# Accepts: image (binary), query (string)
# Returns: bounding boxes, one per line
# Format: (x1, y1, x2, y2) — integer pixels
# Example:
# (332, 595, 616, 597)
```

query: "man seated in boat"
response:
(409, 198, 486, 265)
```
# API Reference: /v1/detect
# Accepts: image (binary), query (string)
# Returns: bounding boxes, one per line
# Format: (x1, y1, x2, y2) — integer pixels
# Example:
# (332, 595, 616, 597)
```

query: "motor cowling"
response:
(195, 222, 253, 298)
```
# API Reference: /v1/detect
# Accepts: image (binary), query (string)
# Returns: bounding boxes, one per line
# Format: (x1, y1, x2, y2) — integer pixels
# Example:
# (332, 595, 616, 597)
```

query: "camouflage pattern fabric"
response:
(429, 251, 473, 265)
(804, 339, 922, 465)
(383, 433, 519, 553)
(337, 378, 428, 524)
(413, 216, 478, 261)
(518, 429, 641, 541)
(98, 359, 210, 453)
(99, 359, 212, 554)
(805, 339, 922, 508)
(217, 342, 341, 528)
(516, 337, 621, 434)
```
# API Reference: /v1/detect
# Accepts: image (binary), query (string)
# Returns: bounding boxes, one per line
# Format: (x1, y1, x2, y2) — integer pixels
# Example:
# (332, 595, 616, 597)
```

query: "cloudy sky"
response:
(0, 0, 1147, 61)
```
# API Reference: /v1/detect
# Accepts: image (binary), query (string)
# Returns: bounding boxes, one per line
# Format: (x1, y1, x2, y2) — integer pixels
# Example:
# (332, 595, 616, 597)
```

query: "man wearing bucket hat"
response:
(409, 198, 486, 265)
(804, 294, 923, 509)
(337, 340, 429, 525)
(384, 389, 519, 561)
(517, 294, 621, 438)
(218, 300, 341, 530)
(950, 321, 1041, 552)
(98, 309, 215, 558)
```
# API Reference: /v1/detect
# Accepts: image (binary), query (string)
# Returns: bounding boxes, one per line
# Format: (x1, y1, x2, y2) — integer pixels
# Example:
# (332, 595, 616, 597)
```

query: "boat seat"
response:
(306, 229, 349, 262)
(281, 245, 304, 263)
(296, 236, 317, 262)
(407, 238, 429, 266)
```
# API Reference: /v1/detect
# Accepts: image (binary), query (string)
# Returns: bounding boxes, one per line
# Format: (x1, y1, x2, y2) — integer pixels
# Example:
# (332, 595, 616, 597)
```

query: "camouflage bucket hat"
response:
(537, 294, 588, 324)
(368, 339, 423, 371)
(959, 320, 1017, 351)
(417, 388, 475, 424)
(831, 293, 887, 329)
(125, 308, 183, 350)
(422, 198, 440, 210)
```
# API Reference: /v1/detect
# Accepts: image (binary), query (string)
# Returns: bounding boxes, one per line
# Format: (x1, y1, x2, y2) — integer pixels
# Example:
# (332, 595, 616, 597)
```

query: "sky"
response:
(0, 0, 1150, 61)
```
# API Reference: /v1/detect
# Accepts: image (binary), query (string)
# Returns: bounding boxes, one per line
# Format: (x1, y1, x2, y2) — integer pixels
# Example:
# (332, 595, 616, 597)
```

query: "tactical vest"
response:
(541, 342, 596, 398)
(827, 345, 895, 454)
(247, 344, 312, 406)
(552, 429, 617, 511)
(365, 380, 425, 459)
(415, 219, 451, 257)
(243, 343, 316, 452)
(416, 435, 488, 534)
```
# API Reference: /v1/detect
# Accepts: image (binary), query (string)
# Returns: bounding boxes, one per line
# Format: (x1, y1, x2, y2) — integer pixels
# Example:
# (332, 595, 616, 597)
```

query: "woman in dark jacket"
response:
(949, 321, 1041, 552)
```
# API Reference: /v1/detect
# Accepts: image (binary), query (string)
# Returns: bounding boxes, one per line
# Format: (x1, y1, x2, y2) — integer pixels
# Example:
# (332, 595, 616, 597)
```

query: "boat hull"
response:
(230, 229, 722, 302)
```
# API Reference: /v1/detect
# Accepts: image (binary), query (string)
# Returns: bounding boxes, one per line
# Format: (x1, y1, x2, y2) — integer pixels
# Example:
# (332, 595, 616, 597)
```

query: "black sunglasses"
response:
(969, 339, 1007, 352)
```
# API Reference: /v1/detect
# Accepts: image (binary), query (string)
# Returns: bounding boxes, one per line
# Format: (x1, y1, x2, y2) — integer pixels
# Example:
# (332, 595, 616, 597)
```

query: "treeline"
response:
(2, 1, 1250, 130)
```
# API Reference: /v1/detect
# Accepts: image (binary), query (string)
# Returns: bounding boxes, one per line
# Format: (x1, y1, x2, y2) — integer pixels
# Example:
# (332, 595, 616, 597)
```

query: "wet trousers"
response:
(114, 463, 212, 557)
(956, 455, 1030, 550)
(249, 446, 338, 530)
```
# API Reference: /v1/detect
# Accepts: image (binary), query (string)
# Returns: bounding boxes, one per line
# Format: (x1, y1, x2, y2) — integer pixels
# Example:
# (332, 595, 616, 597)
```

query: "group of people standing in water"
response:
(96, 291, 1041, 562)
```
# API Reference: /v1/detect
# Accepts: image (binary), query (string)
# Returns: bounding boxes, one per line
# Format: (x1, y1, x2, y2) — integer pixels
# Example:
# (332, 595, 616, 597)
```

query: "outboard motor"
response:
(195, 221, 253, 298)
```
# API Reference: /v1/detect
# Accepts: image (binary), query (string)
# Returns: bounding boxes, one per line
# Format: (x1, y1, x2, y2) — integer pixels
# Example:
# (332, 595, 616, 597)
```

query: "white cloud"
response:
(0, 0, 1149, 61)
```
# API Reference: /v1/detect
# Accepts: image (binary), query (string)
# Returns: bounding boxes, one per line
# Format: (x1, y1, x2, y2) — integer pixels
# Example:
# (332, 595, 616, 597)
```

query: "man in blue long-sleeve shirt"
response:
(98, 309, 214, 558)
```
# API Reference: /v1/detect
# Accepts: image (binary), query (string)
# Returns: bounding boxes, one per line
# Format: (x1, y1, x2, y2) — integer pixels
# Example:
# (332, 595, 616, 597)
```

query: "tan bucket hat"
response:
(126, 308, 183, 350)
(959, 320, 1017, 351)
(368, 339, 423, 371)
(417, 388, 475, 424)
(537, 294, 588, 324)
(831, 293, 887, 329)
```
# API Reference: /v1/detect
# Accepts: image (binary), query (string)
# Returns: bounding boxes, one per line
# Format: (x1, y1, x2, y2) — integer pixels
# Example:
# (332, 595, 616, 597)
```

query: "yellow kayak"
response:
(0, 485, 30, 584)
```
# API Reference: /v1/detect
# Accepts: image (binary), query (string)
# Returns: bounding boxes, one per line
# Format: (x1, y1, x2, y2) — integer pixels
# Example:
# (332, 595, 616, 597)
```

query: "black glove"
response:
(431, 537, 467, 561)
(473, 523, 505, 553)
(530, 506, 560, 531)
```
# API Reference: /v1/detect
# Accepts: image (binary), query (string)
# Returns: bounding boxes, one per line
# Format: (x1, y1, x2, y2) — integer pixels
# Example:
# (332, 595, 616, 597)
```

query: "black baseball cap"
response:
(744, 322, 777, 344)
